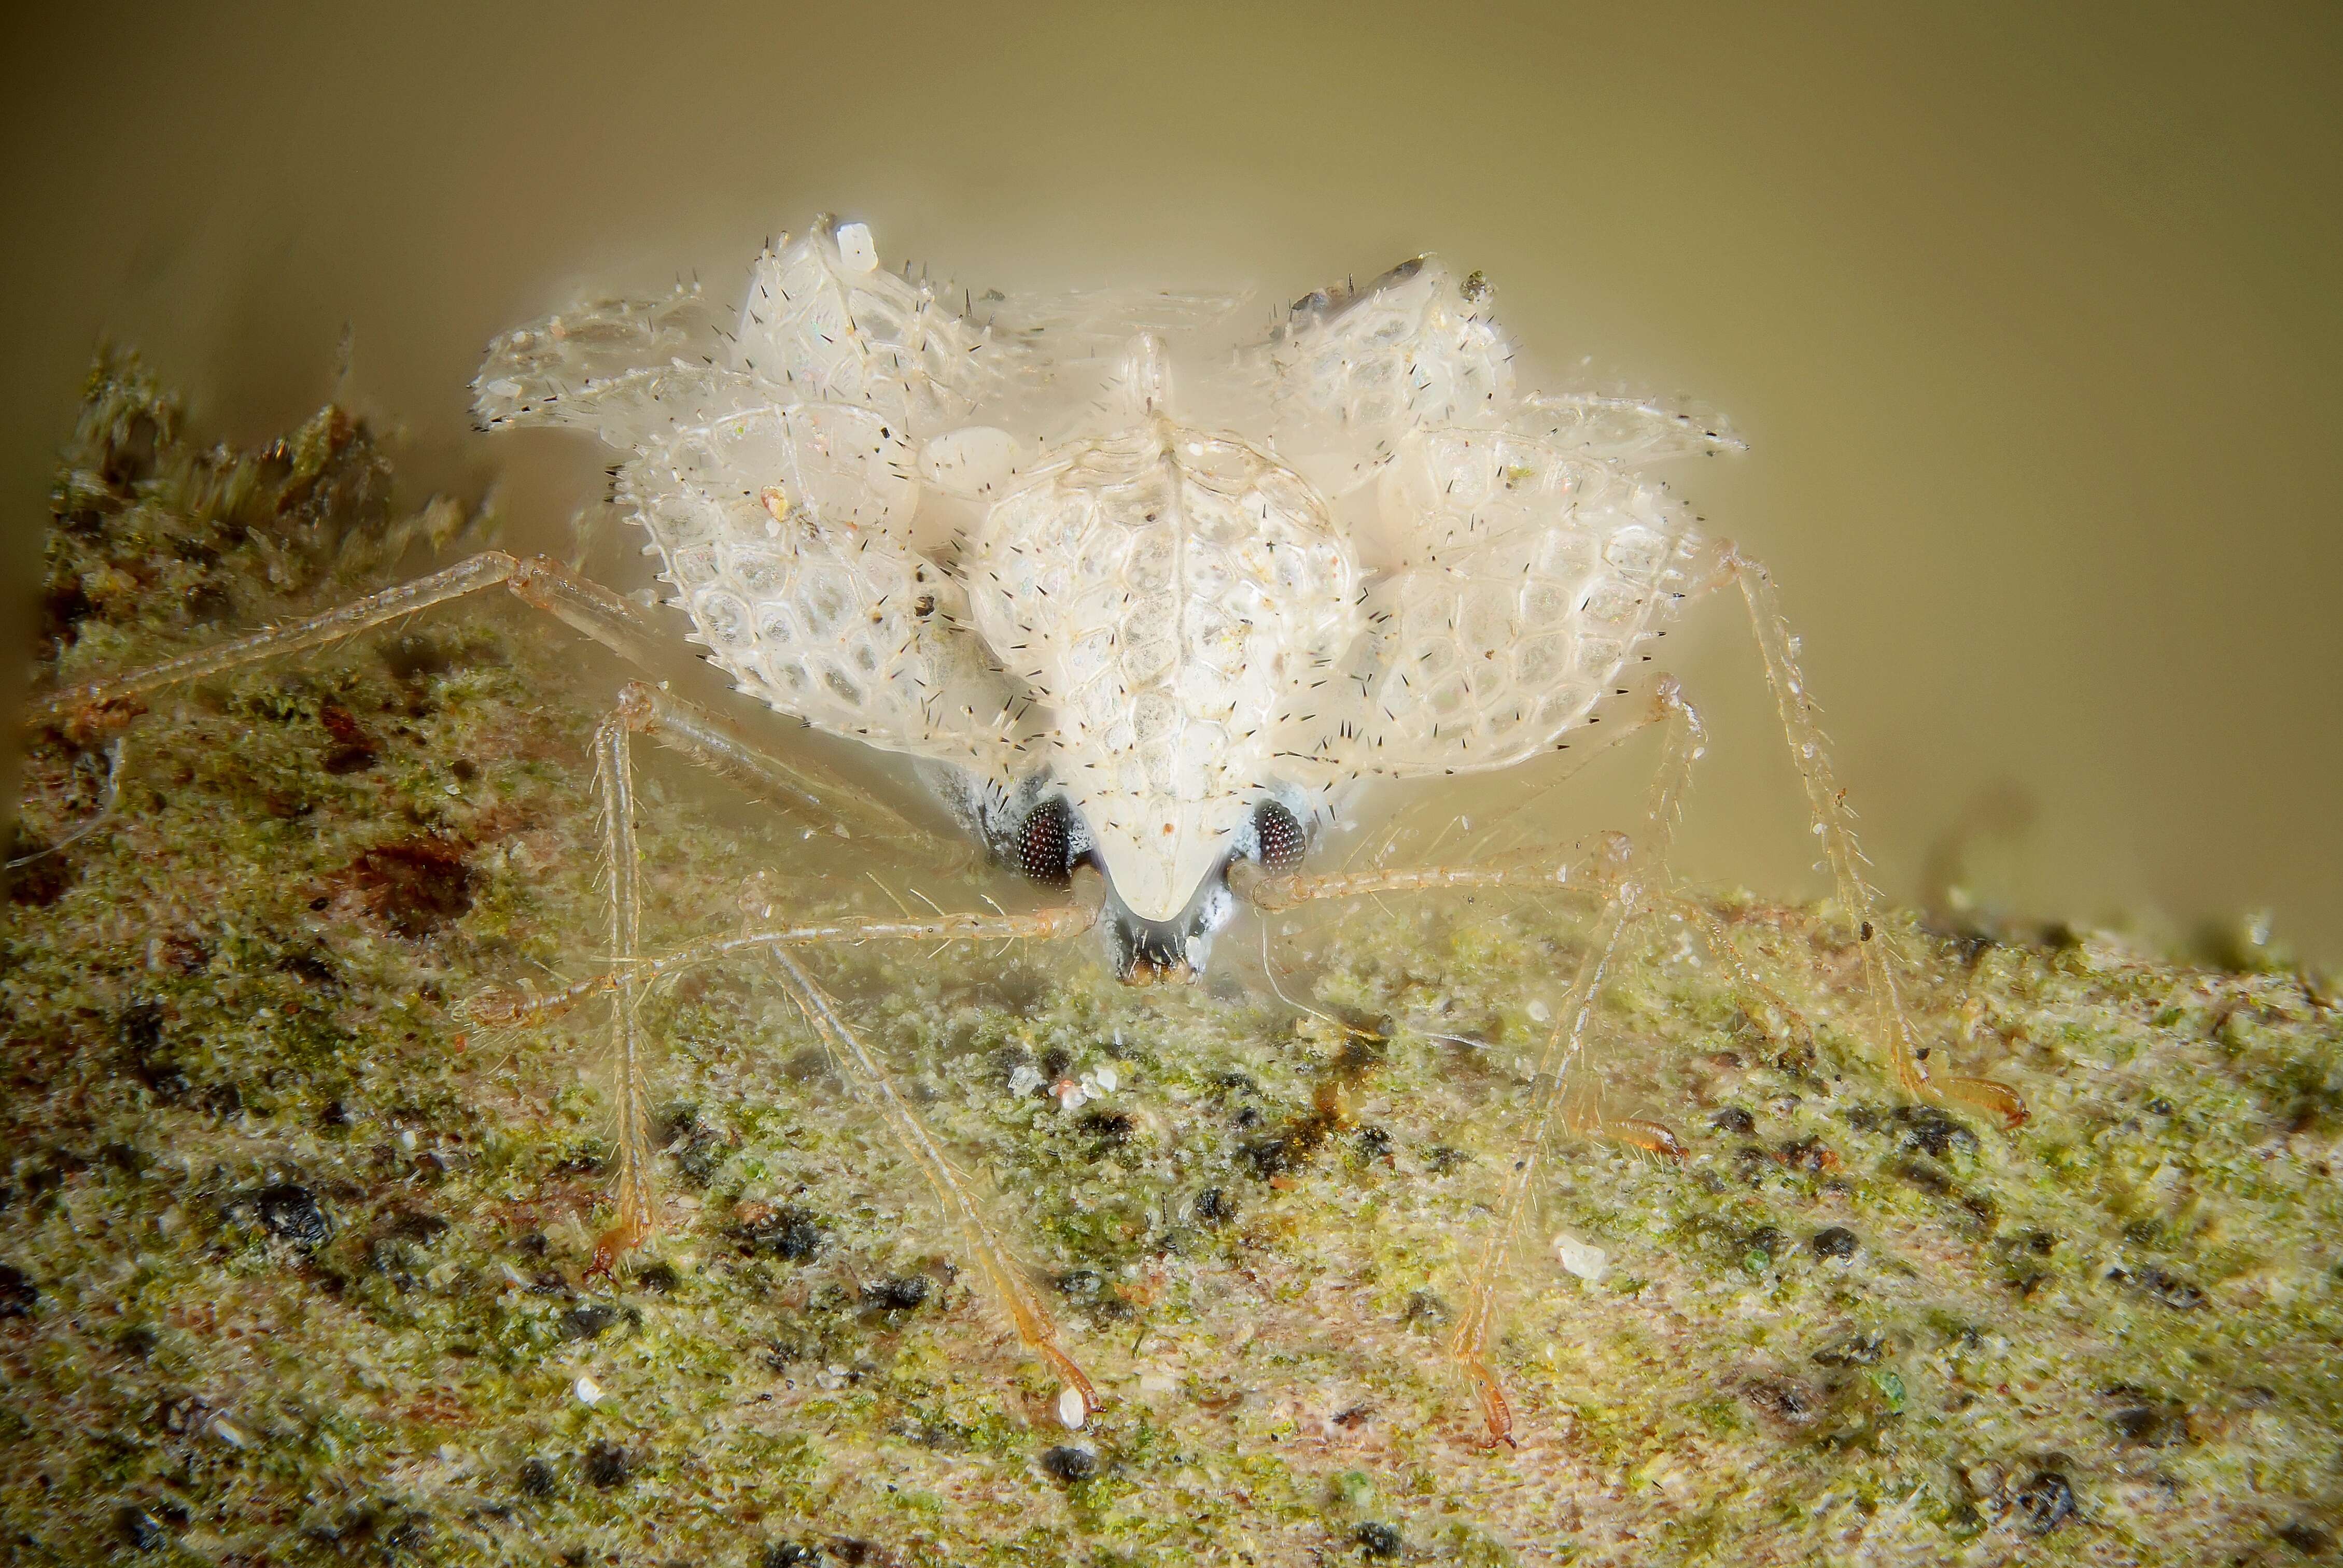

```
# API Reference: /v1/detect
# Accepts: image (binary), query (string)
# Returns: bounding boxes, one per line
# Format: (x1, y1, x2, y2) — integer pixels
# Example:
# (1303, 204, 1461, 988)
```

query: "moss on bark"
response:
(6, 363, 2339, 1565)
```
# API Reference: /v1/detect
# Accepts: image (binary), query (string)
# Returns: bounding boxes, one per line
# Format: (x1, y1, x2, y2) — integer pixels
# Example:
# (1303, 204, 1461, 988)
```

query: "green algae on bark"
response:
(5, 362, 2342, 1565)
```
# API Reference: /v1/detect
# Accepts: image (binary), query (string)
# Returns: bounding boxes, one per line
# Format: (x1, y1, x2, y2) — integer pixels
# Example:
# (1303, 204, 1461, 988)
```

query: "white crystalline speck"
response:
(1554, 1233, 1608, 1282)
(835, 222, 879, 273)
(573, 1375, 605, 1405)
(1057, 1386, 1088, 1430)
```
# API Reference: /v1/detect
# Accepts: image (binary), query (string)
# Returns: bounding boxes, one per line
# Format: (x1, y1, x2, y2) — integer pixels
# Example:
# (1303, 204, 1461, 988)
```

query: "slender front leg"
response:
(589, 707, 658, 1268)
(574, 682, 1069, 1263)
(23, 552, 675, 732)
(1710, 545, 2025, 1126)
(765, 948, 1102, 1427)
(548, 681, 1103, 1419)
(1229, 837, 1620, 912)
(1232, 693, 1693, 1155)
(612, 682, 970, 868)
(1450, 681, 1705, 1446)
(468, 902, 1101, 1030)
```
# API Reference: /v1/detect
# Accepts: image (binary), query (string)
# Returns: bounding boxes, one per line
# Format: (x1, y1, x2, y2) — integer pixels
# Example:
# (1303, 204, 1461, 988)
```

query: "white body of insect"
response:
(474, 216, 1735, 980)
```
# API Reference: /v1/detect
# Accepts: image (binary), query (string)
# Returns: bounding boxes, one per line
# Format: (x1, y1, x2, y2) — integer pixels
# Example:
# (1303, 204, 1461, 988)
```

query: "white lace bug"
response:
(32, 215, 2024, 1442)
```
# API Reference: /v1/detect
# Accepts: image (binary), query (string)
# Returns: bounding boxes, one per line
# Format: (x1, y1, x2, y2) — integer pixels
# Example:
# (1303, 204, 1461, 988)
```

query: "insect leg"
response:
(764, 947, 1103, 1429)
(498, 682, 1106, 1415)
(607, 682, 970, 870)
(24, 552, 675, 733)
(1229, 838, 1622, 911)
(1450, 680, 1704, 1446)
(1705, 544, 2026, 1127)
(588, 701, 658, 1269)
(1654, 892, 1819, 1060)
(468, 902, 1100, 1030)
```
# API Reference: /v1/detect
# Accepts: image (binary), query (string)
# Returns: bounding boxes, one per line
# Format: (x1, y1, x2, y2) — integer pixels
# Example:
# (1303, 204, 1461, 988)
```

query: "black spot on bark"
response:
(1078, 1109, 1134, 1149)
(582, 1439, 633, 1488)
(2110, 1405, 2184, 1447)
(38, 578, 94, 654)
(2014, 1471, 2075, 1534)
(2277, 1522, 2333, 1555)
(735, 1205, 827, 1262)
(1893, 1105, 1977, 1159)
(117, 1002, 190, 1103)
(763, 1544, 824, 1567)
(254, 1183, 331, 1248)
(277, 951, 340, 988)
(1040, 1445, 1097, 1482)
(116, 1505, 167, 1552)
(1811, 1226, 1859, 1259)
(1243, 1136, 1297, 1179)
(2109, 1264, 2207, 1310)
(861, 1276, 930, 1312)
(1742, 1375, 1817, 1422)
(3, 825, 79, 906)
(1894, 1159, 1956, 1196)
(559, 1303, 621, 1341)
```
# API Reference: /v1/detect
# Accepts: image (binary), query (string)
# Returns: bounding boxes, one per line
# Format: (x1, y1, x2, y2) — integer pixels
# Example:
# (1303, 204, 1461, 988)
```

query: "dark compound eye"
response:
(1251, 800, 1305, 875)
(1017, 797, 1077, 887)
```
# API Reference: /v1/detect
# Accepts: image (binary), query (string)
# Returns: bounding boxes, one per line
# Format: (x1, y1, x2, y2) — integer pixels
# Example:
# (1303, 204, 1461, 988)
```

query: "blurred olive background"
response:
(3, 2, 2337, 958)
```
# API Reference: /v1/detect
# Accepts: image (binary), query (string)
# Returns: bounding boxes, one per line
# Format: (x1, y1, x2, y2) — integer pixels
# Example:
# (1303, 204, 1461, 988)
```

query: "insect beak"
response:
(1101, 889, 1214, 986)
(1121, 953, 1195, 986)
(1109, 917, 1203, 985)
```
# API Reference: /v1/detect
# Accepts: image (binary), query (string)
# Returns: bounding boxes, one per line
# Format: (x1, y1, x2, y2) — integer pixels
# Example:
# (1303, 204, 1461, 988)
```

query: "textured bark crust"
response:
(6, 364, 2339, 1565)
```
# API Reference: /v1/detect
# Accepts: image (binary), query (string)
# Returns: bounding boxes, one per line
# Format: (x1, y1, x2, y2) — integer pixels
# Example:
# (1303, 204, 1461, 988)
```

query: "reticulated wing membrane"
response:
(1279, 429, 1704, 783)
(1215, 256, 1517, 499)
(654, 401, 922, 542)
(1511, 391, 1745, 463)
(729, 219, 1009, 439)
(620, 412, 1026, 782)
(472, 286, 745, 443)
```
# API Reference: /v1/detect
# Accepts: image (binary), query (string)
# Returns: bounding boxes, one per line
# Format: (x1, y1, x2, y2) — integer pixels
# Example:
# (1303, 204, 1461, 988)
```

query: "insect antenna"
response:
(1254, 919, 1343, 1034)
